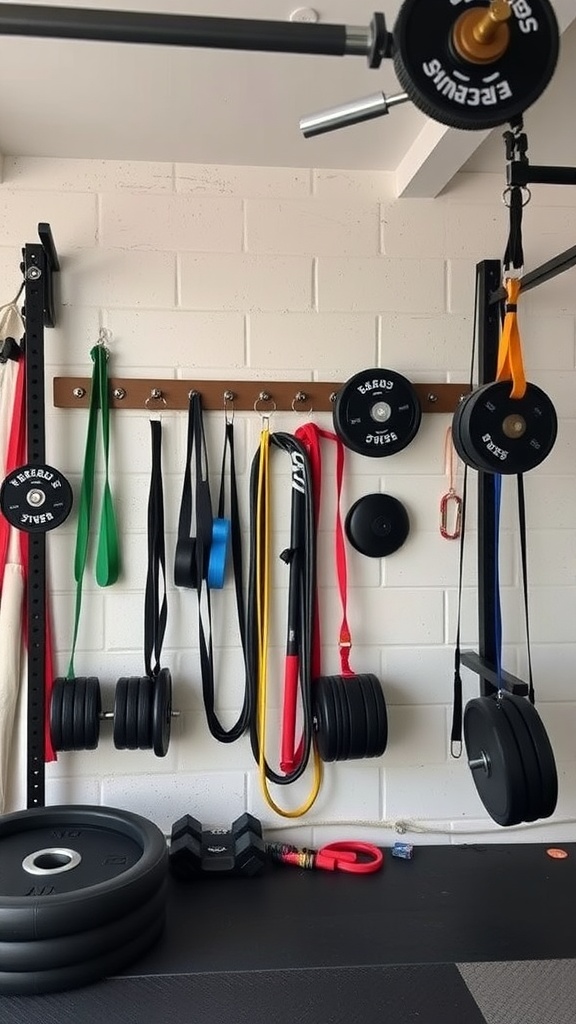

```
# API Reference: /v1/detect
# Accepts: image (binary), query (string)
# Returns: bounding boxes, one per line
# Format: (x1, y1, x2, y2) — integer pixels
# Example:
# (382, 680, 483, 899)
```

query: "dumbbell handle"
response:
(100, 710, 180, 720)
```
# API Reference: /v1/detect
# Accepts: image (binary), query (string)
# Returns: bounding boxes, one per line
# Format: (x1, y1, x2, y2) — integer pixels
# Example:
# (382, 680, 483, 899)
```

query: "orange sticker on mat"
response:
(546, 848, 569, 860)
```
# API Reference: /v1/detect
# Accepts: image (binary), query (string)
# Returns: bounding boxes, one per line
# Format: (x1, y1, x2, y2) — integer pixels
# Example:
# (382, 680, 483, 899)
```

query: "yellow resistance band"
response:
(255, 425, 322, 818)
(496, 277, 527, 399)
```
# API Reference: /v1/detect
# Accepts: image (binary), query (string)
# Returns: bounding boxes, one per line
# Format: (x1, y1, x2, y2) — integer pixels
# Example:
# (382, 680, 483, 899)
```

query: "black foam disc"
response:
(345, 493, 410, 557)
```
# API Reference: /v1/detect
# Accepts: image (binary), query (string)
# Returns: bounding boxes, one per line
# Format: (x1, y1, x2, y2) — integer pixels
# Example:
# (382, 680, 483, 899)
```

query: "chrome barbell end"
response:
(299, 91, 409, 138)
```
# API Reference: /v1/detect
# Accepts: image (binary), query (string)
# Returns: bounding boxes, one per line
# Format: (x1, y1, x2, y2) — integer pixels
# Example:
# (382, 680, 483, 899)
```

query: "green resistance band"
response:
(67, 341, 120, 679)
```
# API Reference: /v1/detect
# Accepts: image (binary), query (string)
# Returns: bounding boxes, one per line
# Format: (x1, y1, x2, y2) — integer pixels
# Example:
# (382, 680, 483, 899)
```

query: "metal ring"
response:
(22, 848, 82, 876)
(291, 391, 313, 414)
(253, 392, 277, 414)
(145, 388, 168, 409)
(502, 185, 532, 208)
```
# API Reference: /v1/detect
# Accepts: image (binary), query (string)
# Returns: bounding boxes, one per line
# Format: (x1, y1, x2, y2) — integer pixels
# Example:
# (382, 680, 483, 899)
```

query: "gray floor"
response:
(459, 961, 576, 1024)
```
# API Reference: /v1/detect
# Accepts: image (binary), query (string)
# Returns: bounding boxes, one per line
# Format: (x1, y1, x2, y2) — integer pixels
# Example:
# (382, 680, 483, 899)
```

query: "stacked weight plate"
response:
(0, 805, 169, 995)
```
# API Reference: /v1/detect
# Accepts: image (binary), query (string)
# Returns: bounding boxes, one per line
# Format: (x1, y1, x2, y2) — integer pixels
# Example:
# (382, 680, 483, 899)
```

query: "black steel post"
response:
(23, 241, 49, 809)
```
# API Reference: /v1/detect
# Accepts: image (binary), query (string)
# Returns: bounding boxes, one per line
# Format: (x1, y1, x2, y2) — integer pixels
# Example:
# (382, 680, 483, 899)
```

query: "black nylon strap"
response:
(503, 186, 524, 274)
(450, 466, 468, 757)
(517, 474, 535, 705)
(144, 420, 167, 679)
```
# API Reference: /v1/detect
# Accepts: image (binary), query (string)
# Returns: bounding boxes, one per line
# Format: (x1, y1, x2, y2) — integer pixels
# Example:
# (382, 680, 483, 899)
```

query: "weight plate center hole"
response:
(370, 401, 392, 424)
(22, 847, 82, 876)
(502, 414, 527, 439)
(26, 488, 46, 508)
(452, 2, 511, 65)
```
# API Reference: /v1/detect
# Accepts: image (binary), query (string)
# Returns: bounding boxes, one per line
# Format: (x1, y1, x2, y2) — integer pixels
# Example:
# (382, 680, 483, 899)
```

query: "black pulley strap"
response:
(144, 420, 167, 681)
(174, 391, 212, 588)
(517, 473, 535, 706)
(205, 417, 251, 743)
(450, 466, 469, 758)
(246, 431, 316, 786)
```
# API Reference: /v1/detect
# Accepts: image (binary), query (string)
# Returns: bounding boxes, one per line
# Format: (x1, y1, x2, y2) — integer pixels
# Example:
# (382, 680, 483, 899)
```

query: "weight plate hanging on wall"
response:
(0, 463, 73, 532)
(0, 805, 168, 942)
(313, 673, 388, 762)
(50, 677, 102, 752)
(464, 695, 528, 826)
(452, 381, 557, 474)
(393, 0, 560, 131)
(345, 493, 410, 557)
(511, 694, 558, 819)
(333, 368, 422, 457)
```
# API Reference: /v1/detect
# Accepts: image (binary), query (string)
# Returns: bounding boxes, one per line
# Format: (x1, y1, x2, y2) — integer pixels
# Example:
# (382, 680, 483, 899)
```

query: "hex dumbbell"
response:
(168, 813, 266, 879)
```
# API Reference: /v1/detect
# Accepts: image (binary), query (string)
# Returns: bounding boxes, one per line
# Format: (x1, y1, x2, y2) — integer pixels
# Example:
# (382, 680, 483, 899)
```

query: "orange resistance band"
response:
(496, 278, 527, 399)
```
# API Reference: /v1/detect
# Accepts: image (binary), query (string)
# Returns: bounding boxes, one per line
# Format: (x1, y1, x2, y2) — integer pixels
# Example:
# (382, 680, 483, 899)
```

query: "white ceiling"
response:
(0, 0, 574, 196)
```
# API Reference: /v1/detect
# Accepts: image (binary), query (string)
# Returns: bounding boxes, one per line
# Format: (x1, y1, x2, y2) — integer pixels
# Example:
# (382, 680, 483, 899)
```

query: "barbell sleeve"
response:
(300, 92, 410, 138)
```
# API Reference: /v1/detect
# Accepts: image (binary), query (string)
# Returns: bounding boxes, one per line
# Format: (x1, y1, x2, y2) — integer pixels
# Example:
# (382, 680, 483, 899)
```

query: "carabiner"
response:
(440, 489, 462, 541)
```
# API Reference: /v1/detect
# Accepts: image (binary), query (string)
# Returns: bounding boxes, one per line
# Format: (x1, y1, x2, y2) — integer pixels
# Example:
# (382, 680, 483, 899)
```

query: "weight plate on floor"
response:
(464, 695, 528, 826)
(152, 667, 172, 757)
(0, 880, 167, 973)
(84, 676, 101, 750)
(338, 677, 367, 760)
(49, 677, 66, 752)
(333, 368, 422, 457)
(456, 381, 557, 474)
(0, 463, 73, 532)
(499, 693, 543, 822)
(113, 677, 128, 750)
(512, 695, 558, 819)
(313, 676, 340, 762)
(0, 805, 168, 941)
(345, 493, 410, 557)
(364, 673, 389, 758)
(393, 0, 560, 131)
(0, 916, 165, 996)
(125, 676, 141, 751)
(138, 676, 153, 749)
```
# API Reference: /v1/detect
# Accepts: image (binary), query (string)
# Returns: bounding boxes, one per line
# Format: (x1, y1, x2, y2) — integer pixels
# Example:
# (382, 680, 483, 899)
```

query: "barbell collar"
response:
(344, 25, 371, 56)
(300, 91, 409, 138)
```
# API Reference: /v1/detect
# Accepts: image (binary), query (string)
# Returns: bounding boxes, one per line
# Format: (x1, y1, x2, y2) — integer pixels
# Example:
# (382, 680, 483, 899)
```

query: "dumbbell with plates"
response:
(50, 671, 178, 757)
(313, 674, 388, 762)
(169, 813, 267, 879)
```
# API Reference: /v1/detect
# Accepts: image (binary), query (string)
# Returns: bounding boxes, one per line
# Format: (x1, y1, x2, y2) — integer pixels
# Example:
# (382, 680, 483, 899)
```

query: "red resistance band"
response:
(0, 357, 57, 762)
(281, 423, 354, 772)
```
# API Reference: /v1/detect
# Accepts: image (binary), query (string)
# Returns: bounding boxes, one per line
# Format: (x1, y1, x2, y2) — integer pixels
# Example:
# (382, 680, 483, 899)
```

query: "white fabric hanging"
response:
(0, 296, 26, 814)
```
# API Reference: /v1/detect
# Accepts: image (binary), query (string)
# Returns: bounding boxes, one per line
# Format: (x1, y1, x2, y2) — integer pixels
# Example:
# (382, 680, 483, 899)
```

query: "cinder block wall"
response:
(1, 157, 575, 844)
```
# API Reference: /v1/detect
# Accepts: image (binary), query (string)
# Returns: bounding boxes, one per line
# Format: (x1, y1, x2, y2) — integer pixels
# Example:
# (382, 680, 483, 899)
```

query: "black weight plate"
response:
(333, 368, 422, 457)
(464, 696, 527, 826)
(0, 879, 167, 973)
(0, 805, 168, 942)
(138, 675, 153, 749)
(113, 677, 128, 750)
(393, 0, 560, 131)
(84, 676, 101, 750)
(49, 677, 66, 752)
(125, 677, 141, 751)
(359, 672, 380, 759)
(339, 677, 369, 760)
(459, 381, 557, 474)
(451, 390, 477, 468)
(152, 667, 172, 757)
(334, 675, 352, 760)
(365, 673, 388, 757)
(72, 677, 87, 751)
(499, 693, 543, 822)
(0, 463, 73, 532)
(345, 493, 410, 558)
(313, 676, 339, 762)
(0, 915, 165, 996)
(60, 679, 76, 752)
(512, 696, 558, 819)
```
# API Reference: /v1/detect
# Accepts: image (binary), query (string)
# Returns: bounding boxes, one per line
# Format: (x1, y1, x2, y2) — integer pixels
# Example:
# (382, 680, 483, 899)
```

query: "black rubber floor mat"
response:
(0, 964, 486, 1024)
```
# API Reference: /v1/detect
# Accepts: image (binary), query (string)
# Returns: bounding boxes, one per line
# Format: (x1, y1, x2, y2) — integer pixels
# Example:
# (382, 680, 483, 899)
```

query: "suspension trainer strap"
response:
(68, 343, 120, 678)
(450, 466, 468, 759)
(144, 420, 167, 679)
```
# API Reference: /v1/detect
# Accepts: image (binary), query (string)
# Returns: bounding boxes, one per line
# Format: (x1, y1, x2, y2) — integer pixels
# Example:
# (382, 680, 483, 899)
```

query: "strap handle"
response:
(496, 278, 527, 399)
(144, 420, 167, 678)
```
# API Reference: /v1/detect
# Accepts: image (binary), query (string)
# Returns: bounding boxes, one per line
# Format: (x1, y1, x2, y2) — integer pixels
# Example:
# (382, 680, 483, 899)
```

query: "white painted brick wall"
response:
(1, 156, 576, 845)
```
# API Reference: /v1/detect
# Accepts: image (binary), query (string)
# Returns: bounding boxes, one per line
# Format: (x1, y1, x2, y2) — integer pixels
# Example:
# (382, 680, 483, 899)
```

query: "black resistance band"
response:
(246, 431, 316, 785)
(145, 420, 167, 679)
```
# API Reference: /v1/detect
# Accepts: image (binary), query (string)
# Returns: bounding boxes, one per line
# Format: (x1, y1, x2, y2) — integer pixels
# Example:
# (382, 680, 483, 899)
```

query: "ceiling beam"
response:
(394, 0, 576, 199)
